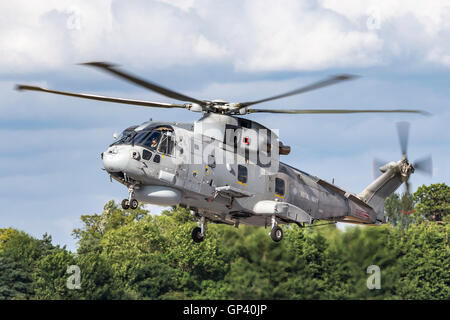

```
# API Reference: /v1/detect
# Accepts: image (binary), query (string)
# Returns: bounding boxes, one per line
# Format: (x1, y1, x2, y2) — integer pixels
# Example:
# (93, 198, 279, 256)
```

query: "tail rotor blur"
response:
(372, 122, 432, 194)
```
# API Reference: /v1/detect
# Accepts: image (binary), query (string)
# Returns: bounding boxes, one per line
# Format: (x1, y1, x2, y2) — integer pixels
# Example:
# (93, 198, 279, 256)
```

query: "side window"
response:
(238, 165, 248, 184)
(275, 178, 285, 196)
(157, 133, 174, 155)
(142, 149, 152, 160)
(167, 135, 174, 155)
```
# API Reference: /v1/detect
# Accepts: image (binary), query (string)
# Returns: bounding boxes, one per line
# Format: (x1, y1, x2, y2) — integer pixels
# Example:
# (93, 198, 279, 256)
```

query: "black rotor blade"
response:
(235, 74, 358, 111)
(396, 121, 410, 157)
(16, 85, 188, 109)
(413, 155, 433, 176)
(247, 108, 428, 115)
(81, 62, 206, 106)
(404, 179, 411, 194)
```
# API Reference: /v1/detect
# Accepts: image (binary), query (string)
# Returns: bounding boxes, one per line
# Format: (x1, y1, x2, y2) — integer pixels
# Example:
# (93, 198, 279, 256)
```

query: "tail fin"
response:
(358, 162, 404, 223)
(358, 121, 431, 223)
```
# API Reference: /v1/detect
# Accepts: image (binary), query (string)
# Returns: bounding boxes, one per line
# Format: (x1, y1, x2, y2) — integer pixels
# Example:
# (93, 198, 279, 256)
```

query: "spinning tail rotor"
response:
(373, 121, 433, 194)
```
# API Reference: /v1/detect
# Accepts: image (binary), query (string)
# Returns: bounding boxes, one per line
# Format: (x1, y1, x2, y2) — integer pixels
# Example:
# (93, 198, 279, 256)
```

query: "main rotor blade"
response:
(247, 108, 428, 115)
(413, 155, 433, 176)
(396, 121, 410, 157)
(235, 74, 358, 110)
(16, 85, 188, 109)
(81, 62, 206, 106)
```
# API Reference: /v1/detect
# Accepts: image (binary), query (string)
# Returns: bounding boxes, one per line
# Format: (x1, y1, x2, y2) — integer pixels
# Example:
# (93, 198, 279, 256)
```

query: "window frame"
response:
(157, 132, 175, 156)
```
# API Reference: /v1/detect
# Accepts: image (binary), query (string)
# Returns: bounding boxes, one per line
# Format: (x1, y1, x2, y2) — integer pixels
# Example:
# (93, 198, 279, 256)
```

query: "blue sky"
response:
(1, 0, 449, 251)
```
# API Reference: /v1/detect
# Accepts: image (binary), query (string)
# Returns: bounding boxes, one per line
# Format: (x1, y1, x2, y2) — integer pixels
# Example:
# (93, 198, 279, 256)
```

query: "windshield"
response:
(131, 130, 149, 145)
(111, 128, 172, 153)
(110, 130, 136, 146)
(125, 130, 162, 150)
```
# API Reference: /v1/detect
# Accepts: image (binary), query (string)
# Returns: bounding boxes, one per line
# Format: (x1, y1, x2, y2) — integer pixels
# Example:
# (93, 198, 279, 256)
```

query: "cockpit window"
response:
(141, 131, 162, 150)
(131, 130, 150, 145)
(112, 128, 175, 156)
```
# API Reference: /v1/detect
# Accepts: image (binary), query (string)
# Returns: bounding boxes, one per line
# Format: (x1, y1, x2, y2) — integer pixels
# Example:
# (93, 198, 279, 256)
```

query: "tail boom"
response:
(358, 161, 410, 223)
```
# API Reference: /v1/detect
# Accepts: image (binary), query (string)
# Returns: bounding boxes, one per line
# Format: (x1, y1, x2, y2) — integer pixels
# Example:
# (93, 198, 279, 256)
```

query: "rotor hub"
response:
(400, 159, 415, 179)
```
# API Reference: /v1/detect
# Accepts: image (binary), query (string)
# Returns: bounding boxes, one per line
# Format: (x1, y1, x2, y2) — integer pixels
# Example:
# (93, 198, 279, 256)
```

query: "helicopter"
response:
(16, 62, 433, 242)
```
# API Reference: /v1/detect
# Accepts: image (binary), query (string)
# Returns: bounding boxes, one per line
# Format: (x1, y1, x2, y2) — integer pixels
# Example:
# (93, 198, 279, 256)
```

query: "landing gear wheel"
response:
(192, 227, 205, 243)
(121, 199, 130, 210)
(129, 199, 139, 210)
(270, 226, 283, 242)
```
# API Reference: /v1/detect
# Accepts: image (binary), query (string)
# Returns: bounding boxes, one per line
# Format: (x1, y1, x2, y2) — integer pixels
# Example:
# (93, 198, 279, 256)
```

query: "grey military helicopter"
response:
(16, 62, 432, 242)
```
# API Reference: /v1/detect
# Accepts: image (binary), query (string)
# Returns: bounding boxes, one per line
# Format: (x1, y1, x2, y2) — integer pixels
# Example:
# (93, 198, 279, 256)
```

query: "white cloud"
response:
(2, 0, 450, 73)
(157, 0, 195, 12)
(229, 0, 382, 71)
(320, 0, 450, 66)
(0, 0, 114, 72)
(193, 35, 229, 60)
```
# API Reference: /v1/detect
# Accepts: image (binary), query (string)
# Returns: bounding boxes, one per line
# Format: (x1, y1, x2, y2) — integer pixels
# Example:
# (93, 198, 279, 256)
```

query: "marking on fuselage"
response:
(300, 190, 318, 203)
(300, 191, 309, 200)
(354, 208, 370, 219)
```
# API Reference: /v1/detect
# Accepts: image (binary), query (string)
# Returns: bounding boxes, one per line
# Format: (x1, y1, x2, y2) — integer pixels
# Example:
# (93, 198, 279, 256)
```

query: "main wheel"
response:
(192, 227, 205, 243)
(270, 226, 283, 242)
(130, 199, 139, 210)
(121, 199, 130, 210)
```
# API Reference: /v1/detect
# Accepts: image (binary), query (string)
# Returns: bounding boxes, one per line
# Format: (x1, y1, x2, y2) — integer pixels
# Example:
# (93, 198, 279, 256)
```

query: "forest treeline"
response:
(0, 183, 448, 300)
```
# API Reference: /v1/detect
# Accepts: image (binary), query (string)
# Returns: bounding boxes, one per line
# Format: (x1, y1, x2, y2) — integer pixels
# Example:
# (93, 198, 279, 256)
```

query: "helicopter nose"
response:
(102, 147, 130, 173)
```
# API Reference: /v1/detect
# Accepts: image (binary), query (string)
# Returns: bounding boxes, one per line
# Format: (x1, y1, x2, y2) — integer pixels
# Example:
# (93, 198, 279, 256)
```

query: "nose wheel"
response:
(121, 185, 139, 210)
(122, 198, 139, 210)
(121, 199, 130, 210)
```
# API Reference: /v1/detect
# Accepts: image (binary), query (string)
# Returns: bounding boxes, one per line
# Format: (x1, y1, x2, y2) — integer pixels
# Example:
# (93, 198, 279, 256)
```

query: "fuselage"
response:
(102, 115, 382, 228)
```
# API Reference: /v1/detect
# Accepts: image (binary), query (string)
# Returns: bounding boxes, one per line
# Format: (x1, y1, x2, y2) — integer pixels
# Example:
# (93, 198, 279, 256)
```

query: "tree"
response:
(391, 221, 450, 299)
(32, 248, 78, 299)
(385, 192, 414, 228)
(413, 183, 450, 222)
(1, 183, 448, 300)
(0, 230, 52, 299)
(0, 255, 33, 300)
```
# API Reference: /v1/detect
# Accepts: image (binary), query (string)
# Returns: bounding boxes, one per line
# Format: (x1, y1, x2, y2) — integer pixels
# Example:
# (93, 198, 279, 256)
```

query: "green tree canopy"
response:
(413, 183, 450, 222)
(1, 183, 448, 300)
